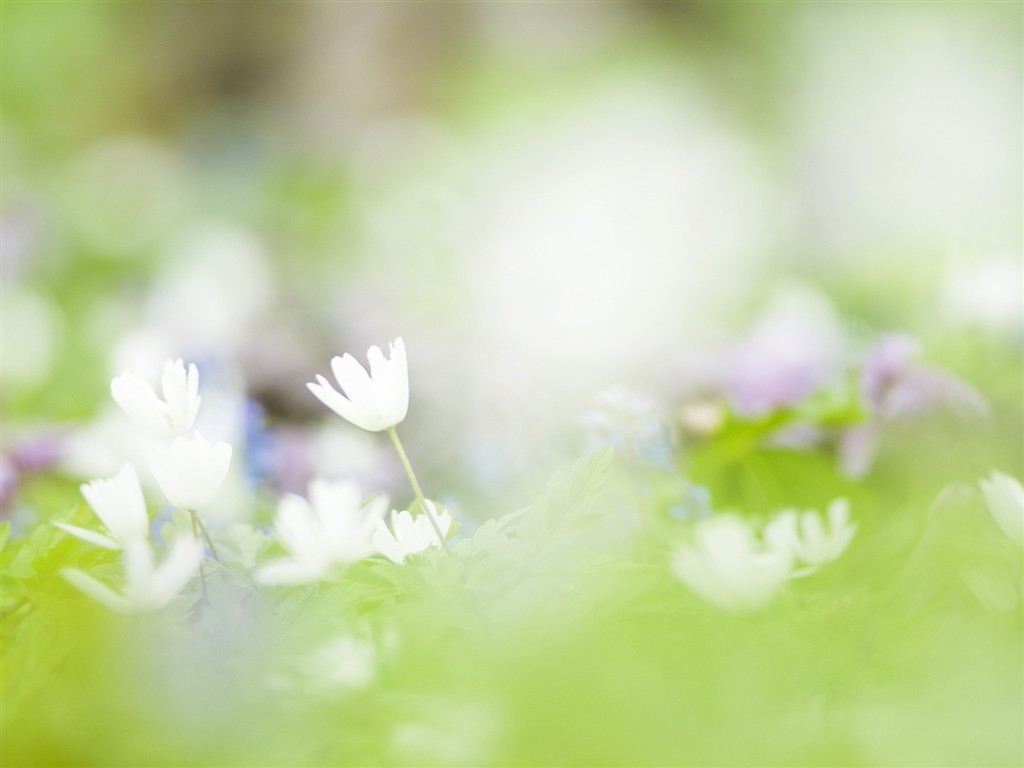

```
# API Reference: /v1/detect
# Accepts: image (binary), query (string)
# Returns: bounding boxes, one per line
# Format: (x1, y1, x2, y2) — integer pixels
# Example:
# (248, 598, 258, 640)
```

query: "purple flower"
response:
(841, 334, 988, 476)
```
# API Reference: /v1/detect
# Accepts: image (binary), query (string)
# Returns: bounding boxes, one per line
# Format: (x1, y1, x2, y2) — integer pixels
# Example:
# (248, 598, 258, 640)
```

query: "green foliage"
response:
(4, 420, 1021, 767)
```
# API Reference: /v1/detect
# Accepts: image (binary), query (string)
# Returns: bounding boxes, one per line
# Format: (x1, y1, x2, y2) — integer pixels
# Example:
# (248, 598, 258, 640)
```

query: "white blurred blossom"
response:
(308, 338, 409, 432)
(111, 358, 201, 440)
(944, 254, 1024, 334)
(671, 513, 793, 612)
(148, 223, 274, 357)
(373, 502, 452, 564)
(255, 480, 388, 585)
(55, 464, 149, 550)
(61, 537, 200, 613)
(763, 499, 857, 571)
(150, 432, 231, 510)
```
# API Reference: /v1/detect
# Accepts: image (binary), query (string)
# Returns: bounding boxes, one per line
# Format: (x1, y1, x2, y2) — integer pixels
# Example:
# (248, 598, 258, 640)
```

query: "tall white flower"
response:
(55, 464, 149, 550)
(307, 338, 409, 432)
(150, 432, 231, 510)
(764, 499, 857, 569)
(373, 502, 452, 564)
(979, 471, 1024, 548)
(671, 513, 793, 612)
(255, 480, 389, 585)
(111, 358, 201, 439)
(61, 537, 201, 613)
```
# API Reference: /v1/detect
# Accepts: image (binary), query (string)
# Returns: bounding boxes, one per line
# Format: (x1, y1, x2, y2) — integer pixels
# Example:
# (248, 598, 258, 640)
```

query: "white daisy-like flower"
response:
(373, 502, 452, 564)
(764, 499, 857, 570)
(110, 358, 201, 439)
(61, 537, 201, 613)
(150, 432, 231, 510)
(255, 479, 388, 585)
(55, 464, 149, 550)
(307, 338, 409, 432)
(671, 513, 793, 612)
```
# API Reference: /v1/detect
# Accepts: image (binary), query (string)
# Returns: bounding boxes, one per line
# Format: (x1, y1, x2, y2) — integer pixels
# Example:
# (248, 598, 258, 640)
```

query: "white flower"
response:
(55, 464, 149, 550)
(255, 480, 388, 585)
(671, 513, 793, 612)
(979, 471, 1024, 548)
(111, 358, 201, 439)
(307, 338, 409, 432)
(150, 432, 231, 510)
(373, 502, 452, 564)
(61, 537, 201, 613)
(764, 499, 857, 569)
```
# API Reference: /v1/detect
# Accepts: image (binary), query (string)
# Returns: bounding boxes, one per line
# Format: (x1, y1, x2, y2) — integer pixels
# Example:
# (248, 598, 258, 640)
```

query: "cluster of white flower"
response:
(62, 339, 456, 610)
(59, 359, 232, 612)
(258, 338, 452, 585)
(671, 500, 857, 612)
(68, 335, 1017, 622)
(112, 359, 232, 512)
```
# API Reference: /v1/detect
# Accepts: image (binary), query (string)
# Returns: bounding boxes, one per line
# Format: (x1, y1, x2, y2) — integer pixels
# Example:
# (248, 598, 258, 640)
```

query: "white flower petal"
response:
(111, 359, 202, 439)
(79, 464, 149, 547)
(61, 568, 132, 613)
(671, 514, 793, 612)
(309, 339, 409, 432)
(111, 371, 171, 438)
(161, 359, 201, 434)
(53, 523, 121, 550)
(147, 537, 201, 608)
(373, 517, 407, 564)
(275, 494, 327, 564)
(151, 433, 231, 510)
(372, 503, 448, 564)
(260, 479, 384, 583)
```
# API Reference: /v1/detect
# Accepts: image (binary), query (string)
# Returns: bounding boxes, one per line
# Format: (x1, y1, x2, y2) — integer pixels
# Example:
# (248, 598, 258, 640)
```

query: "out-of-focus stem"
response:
(189, 509, 209, 602)
(387, 426, 450, 554)
(193, 514, 222, 563)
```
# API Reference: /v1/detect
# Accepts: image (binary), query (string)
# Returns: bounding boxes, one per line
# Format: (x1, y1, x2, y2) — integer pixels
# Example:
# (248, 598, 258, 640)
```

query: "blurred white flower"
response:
(944, 255, 1024, 334)
(373, 502, 452, 564)
(979, 471, 1024, 548)
(111, 358, 200, 439)
(764, 499, 857, 570)
(255, 479, 389, 585)
(55, 464, 149, 550)
(671, 513, 793, 612)
(150, 432, 231, 510)
(148, 223, 274, 357)
(61, 537, 200, 613)
(307, 338, 409, 432)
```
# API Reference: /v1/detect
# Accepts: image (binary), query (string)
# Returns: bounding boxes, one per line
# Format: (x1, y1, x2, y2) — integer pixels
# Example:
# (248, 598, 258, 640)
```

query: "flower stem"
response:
(387, 426, 450, 554)
(193, 514, 222, 563)
(189, 509, 209, 603)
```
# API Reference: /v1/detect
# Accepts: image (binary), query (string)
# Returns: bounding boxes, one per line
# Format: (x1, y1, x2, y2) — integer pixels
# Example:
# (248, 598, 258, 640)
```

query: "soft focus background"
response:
(4, 1, 1020, 500)
(2, 2, 1022, 766)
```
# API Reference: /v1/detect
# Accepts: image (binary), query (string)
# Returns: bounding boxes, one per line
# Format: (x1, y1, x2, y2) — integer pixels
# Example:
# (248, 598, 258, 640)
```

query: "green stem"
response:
(193, 514, 222, 563)
(189, 509, 209, 603)
(387, 426, 450, 554)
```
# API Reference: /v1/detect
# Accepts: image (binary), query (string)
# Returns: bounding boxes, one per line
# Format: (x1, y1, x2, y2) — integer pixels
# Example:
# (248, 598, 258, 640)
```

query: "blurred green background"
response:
(2, 2, 1022, 766)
